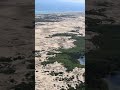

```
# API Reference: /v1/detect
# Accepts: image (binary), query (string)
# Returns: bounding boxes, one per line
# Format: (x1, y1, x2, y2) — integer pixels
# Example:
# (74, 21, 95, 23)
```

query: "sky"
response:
(35, 0, 85, 14)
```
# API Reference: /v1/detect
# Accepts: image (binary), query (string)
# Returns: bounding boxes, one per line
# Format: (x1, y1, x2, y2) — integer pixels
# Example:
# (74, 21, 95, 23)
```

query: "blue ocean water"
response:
(35, 0, 85, 14)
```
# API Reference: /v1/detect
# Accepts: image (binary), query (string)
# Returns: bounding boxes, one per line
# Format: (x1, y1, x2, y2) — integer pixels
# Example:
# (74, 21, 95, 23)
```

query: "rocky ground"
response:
(35, 13, 85, 90)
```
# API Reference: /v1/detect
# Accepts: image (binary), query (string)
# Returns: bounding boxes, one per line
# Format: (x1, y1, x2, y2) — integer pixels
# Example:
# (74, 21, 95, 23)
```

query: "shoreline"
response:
(35, 11, 85, 15)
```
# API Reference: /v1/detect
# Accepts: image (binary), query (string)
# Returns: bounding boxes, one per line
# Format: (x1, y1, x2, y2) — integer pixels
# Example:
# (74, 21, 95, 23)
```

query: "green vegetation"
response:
(41, 33, 85, 71)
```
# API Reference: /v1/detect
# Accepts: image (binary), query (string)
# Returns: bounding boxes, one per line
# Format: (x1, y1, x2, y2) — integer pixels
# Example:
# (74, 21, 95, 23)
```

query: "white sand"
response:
(35, 13, 85, 90)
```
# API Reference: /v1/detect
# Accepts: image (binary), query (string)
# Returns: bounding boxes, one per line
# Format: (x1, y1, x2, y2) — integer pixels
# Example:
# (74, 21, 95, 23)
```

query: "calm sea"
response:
(35, 0, 85, 14)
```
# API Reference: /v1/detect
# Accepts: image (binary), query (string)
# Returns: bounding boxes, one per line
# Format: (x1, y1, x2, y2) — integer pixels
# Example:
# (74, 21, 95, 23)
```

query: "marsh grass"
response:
(41, 33, 85, 71)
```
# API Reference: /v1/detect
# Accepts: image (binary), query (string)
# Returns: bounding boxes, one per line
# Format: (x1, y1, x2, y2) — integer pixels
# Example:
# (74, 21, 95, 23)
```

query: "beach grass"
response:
(41, 33, 85, 71)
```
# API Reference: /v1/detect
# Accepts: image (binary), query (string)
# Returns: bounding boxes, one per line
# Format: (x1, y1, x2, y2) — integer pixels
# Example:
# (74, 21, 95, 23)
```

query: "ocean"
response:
(35, 0, 85, 14)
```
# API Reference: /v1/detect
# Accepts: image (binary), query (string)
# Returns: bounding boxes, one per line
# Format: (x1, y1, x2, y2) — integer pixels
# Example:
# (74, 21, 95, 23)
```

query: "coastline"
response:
(35, 11, 85, 15)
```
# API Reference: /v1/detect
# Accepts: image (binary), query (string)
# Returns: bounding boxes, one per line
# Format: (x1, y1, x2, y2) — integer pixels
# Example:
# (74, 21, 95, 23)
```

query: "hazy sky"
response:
(35, 0, 85, 14)
(36, 0, 85, 3)
(60, 0, 84, 3)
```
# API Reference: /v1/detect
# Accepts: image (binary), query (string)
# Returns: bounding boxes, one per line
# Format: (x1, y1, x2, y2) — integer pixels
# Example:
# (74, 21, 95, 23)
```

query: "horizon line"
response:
(35, 10, 85, 15)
